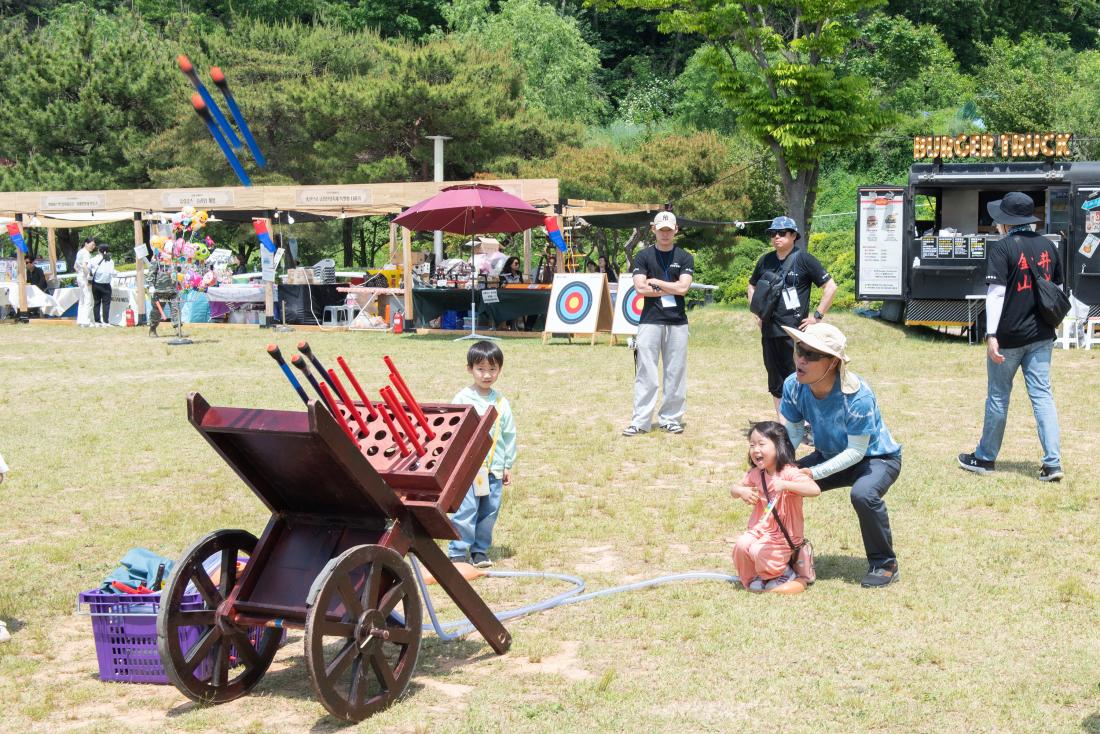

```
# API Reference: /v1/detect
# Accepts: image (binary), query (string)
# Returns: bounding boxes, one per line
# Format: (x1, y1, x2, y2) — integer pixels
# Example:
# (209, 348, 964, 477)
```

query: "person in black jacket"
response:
(958, 192, 1064, 482)
(748, 216, 837, 418)
(25, 255, 47, 291)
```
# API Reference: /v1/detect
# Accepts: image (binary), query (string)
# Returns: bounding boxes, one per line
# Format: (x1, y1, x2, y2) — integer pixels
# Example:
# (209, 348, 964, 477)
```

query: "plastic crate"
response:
(78, 589, 286, 685)
(78, 589, 205, 684)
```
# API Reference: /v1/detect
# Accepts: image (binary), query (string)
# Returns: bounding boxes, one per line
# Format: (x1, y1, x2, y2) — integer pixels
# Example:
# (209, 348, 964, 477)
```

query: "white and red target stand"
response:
(610, 273, 644, 341)
(542, 273, 614, 345)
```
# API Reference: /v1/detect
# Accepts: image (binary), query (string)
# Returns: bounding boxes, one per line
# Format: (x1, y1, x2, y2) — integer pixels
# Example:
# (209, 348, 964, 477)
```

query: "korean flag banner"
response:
(544, 216, 567, 252)
(6, 222, 28, 254)
(253, 219, 277, 253)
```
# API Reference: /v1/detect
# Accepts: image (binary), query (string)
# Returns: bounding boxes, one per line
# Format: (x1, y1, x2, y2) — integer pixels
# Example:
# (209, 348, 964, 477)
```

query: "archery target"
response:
(556, 281, 593, 325)
(621, 285, 643, 325)
(611, 274, 643, 335)
(544, 273, 612, 334)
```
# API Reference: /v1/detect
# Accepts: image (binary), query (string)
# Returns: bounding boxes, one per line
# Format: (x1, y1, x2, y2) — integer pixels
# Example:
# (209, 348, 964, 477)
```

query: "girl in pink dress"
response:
(731, 421, 820, 592)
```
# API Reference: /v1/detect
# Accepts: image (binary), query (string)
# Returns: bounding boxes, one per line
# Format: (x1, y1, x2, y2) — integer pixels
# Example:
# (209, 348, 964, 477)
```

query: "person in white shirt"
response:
(88, 243, 116, 327)
(74, 237, 96, 327)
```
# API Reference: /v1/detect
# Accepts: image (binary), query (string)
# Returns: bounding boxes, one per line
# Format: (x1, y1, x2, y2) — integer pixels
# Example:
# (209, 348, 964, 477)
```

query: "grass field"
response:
(0, 308, 1098, 734)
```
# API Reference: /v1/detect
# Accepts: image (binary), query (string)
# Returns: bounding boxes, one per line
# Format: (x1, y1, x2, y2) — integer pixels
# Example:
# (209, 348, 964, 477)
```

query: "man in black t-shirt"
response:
(748, 216, 837, 416)
(623, 211, 695, 436)
(959, 192, 1064, 482)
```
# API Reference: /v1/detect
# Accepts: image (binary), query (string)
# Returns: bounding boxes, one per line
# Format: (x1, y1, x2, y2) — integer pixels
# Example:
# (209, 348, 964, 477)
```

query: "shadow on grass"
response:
(165, 635, 492, 725)
(814, 554, 870, 585)
(992, 460, 1044, 480)
(491, 544, 515, 561)
(1082, 713, 1100, 733)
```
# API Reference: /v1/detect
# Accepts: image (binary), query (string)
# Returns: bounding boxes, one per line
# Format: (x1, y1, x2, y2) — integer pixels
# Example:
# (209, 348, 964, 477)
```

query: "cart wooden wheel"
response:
(157, 529, 281, 703)
(304, 544, 422, 722)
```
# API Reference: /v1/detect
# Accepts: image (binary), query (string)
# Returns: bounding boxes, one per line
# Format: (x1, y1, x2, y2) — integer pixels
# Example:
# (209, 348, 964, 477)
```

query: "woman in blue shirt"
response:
(778, 323, 902, 588)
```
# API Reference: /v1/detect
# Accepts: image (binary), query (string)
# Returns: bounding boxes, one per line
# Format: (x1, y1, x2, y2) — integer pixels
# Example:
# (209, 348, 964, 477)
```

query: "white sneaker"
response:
(764, 566, 797, 591)
(0, 621, 10, 643)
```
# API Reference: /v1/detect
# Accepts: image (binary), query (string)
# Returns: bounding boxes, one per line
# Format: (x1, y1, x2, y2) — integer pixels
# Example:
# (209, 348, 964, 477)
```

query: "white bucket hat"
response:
(781, 323, 861, 394)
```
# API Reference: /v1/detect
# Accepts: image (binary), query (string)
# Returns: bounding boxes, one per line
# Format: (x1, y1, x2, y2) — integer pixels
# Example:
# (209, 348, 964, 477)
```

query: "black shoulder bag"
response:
(760, 472, 815, 584)
(749, 250, 800, 322)
(1023, 251, 1070, 328)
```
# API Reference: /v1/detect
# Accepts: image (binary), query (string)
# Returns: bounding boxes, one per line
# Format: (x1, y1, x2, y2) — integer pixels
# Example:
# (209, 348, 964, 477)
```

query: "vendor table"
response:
(205, 283, 344, 325)
(412, 286, 550, 330)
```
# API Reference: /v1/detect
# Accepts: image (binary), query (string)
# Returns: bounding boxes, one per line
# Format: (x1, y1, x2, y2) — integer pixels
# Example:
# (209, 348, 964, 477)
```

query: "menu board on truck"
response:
(856, 187, 905, 298)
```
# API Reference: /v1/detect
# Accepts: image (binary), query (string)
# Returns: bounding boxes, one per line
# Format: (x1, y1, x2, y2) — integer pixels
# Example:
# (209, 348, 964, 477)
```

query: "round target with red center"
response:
(555, 281, 593, 325)
(621, 286, 644, 325)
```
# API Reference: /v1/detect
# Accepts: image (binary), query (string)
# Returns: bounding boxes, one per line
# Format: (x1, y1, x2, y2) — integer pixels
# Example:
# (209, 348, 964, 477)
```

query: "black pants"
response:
(761, 332, 795, 398)
(92, 282, 112, 324)
(798, 452, 901, 570)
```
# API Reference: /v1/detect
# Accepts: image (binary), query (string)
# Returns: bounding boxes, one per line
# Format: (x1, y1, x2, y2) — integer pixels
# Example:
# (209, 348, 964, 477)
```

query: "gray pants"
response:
(631, 322, 689, 428)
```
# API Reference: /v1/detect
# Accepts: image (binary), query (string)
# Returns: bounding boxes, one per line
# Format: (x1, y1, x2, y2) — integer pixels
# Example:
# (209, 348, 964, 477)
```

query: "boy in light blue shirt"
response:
(448, 341, 517, 568)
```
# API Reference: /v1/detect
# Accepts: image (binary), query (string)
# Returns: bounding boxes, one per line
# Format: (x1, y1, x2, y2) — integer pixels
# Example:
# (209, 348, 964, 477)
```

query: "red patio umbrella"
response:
(393, 183, 546, 235)
(393, 184, 547, 339)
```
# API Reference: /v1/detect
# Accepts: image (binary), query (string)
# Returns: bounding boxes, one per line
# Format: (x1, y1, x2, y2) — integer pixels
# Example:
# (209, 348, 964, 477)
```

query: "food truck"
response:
(855, 132, 1100, 330)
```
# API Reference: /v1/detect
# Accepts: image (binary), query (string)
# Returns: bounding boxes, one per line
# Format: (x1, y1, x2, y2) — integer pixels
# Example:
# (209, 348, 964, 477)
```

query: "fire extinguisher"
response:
(124, 307, 135, 328)
(393, 311, 404, 334)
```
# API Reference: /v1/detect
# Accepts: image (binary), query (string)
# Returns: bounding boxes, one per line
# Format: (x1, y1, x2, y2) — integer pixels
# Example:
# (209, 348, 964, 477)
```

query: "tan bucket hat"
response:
(781, 323, 861, 394)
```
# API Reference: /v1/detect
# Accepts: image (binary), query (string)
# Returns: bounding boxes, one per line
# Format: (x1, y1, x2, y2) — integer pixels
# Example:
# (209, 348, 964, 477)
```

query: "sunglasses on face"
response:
(769, 230, 794, 238)
(795, 344, 829, 361)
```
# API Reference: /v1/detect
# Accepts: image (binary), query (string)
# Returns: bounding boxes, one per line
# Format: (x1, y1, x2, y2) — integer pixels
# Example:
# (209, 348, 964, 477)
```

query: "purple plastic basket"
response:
(78, 589, 285, 685)
(78, 589, 205, 684)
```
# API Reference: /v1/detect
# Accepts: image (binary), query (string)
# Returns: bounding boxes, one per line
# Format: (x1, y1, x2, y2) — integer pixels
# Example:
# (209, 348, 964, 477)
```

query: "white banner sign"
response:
(296, 189, 373, 206)
(162, 190, 236, 209)
(40, 193, 107, 210)
(857, 189, 904, 297)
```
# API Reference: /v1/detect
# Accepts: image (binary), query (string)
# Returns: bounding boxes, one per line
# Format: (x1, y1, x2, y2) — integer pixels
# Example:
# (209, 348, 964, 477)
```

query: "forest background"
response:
(2, 0, 1100, 308)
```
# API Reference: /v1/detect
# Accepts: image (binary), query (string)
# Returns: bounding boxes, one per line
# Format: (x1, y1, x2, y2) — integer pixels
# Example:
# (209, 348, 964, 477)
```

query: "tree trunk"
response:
(342, 218, 354, 268)
(358, 221, 367, 267)
(58, 229, 79, 276)
(623, 227, 645, 269)
(771, 144, 821, 247)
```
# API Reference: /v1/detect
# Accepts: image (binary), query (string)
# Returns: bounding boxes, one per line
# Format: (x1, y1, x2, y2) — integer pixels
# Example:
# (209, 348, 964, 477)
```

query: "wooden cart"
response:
(156, 392, 511, 722)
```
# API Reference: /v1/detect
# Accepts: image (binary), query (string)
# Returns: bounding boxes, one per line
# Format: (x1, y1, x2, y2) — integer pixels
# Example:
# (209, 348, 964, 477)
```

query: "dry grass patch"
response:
(0, 310, 1098, 733)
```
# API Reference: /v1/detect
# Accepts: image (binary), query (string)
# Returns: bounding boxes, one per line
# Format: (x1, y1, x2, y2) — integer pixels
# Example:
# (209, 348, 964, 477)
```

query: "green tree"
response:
(146, 20, 577, 185)
(672, 46, 740, 134)
(444, 0, 608, 123)
(511, 131, 755, 264)
(0, 5, 181, 266)
(884, 0, 1100, 71)
(607, 0, 890, 230)
(1055, 49, 1100, 159)
(974, 34, 1072, 133)
(143, 19, 578, 265)
(845, 14, 972, 115)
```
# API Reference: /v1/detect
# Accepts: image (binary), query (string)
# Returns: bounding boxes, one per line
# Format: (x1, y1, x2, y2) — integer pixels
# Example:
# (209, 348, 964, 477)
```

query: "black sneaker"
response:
(958, 452, 995, 475)
(622, 425, 648, 437)
(860, 563, 899, 588)
(471, 552, 493, 568)
(449, 554, 468, 564)
(1038, 465, 1065, 482)
(660, 421, 684, 434)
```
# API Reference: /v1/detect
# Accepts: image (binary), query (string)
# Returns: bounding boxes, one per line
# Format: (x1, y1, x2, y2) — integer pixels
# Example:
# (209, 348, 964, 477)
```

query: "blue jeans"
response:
(447, 475, 503, 557)
(976, 339, 1061, 467)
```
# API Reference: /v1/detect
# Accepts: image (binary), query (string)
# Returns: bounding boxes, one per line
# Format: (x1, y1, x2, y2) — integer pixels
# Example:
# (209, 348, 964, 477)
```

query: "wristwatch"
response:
(813, 310, 824, 320)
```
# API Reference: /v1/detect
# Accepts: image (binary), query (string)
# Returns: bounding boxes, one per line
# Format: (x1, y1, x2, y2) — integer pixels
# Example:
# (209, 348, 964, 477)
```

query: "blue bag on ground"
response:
(100, 547, 175, 592)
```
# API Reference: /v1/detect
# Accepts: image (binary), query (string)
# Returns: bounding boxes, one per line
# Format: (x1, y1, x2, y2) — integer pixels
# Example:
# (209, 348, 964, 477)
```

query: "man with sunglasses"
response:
(779, 323, 902, 588)
(748, 217, 837, 418)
